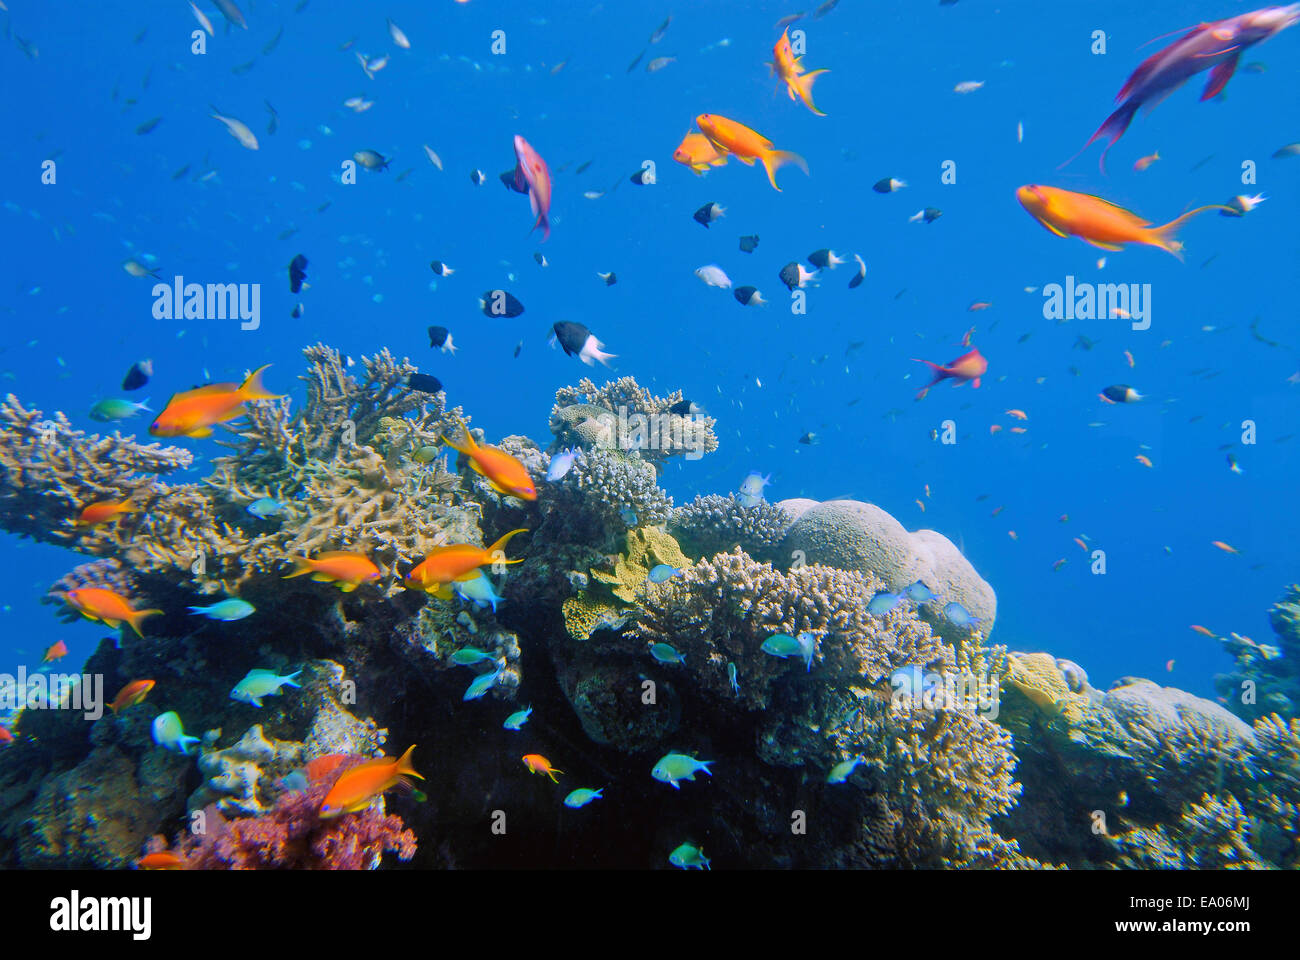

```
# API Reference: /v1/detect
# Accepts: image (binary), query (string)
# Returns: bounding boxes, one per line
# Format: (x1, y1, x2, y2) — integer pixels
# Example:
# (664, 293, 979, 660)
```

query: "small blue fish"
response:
(620, 508, 638, 526)
(827, 756, 866, 784)
(727, 661, 740, 695)
(649, 642, 686, 665)
(503, 706, 532, 730)
(942, 601, 981, 627)
(188, 598, 256, 621)
(647, 564, 680, 584)
(453, 570, 504, 612)
(867, 591, 904, 616)
(760, 633, 802, 661)
(652, 752, 713, 789)
(463, 668, 500, 701)
(563, 787, 603, 809)
(280, 770, 309, 793)
(151, 711, 200, 755)
(547, 448, 577, 481)
(737, 471, 770, 507)
(231, 668, 301, 707)
(668, 842, 711, 870)
(246, 497, 289, 520)
(89, 397, 151, 422)
(449, 646, 497, 667)
(903, 580, 936, 603)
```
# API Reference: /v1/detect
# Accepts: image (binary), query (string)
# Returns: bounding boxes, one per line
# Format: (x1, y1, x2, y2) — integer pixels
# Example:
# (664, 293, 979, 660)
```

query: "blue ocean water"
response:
(0, 0, 1296, 703)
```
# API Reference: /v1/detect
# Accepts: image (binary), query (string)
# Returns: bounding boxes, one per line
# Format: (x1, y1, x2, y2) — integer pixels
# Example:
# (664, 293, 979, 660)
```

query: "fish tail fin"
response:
(759, 149, 808, 192)
(790, 69, 828, 115)
(1149, 205, 1234, 259)
(282, 557, 316, 580)
(1059, 99, 1139, 174)
(442, 423, 475, 457)
(486, 528, 529, 558)
(396, 744, 424, 781)
(127, 608, 163, 638)
(238, 364, 282, 400)
(283, 670, 302, 688)
(139, 398, 152, 412)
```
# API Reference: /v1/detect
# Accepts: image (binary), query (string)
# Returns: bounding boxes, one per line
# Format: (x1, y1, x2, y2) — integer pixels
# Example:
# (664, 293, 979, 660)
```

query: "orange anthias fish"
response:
(522, 754, 562, 782)
(62, 587, 162, 638)
(0, 726, 14, 745)
(672, 132, 729, 175)
(320, 745, 423, 819)
(443, 426, 537, 500)
(912, 349, 988, 400)
(1190, 624, 1217, 637)
(305, 753, 351, 783)
(695, 113, 808, 191)
(1133, 151, 1160, 172)
(108, 679, 156, 714)
(1016, 184, 1231, 260)
(405, 529, 529, 597)
(136, 851, 185, 870)
(42, 640, 68, 663)
(1211, 540, 1240, 554)
(513, 135, 552, 241)
(149, 364, 283, 438)
(282, 551, 381, 592)
(768, 27, 829, 116)
(75, 499, 139, 527)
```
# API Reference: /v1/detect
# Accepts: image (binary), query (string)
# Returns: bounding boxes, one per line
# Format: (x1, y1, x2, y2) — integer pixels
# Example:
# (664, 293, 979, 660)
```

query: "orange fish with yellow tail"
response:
(522, 754, 562, 782)
(1016, 184, 1232, 260)
(282, 551, 381, 592)
(149, 363, 284, 438)
(768, 27, 828, 116)
(912, 349, 988, 400)
(442, 426, 537, 500)
(695, 113, 807, 192)
(62, 587, 162, 638)
(320, 745, 423, 819)
(405, 529, 528, 598)
(75, 499, 139, 527)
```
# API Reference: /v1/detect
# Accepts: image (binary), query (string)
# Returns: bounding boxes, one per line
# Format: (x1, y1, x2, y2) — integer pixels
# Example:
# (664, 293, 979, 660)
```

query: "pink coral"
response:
(164, 757, 417, 870)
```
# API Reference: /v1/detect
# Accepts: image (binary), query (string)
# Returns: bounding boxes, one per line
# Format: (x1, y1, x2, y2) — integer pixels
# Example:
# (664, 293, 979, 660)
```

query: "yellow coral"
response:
(562, 594, 627, 642)
(1002, 652, 1088, 724)
(590, 526, 692, 603)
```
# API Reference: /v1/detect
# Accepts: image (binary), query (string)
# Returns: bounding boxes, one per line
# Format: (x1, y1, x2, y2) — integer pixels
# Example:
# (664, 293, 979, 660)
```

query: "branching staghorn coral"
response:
(540, 448, 672, 546)
(1106, 793, 1269, 869)
(668, 493, 793, 563)
(548, 376, 717, 466)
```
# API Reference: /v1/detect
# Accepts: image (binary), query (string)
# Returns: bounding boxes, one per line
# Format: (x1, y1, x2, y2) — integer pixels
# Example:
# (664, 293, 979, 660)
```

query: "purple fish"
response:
(1065, 5, 1300, 172)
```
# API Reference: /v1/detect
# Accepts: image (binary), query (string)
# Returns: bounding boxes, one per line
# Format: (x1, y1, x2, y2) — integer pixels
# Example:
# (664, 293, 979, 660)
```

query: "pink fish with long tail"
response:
(912, 349, 987, 401)
(1064, 5, 1300, 172)
(512, 135, 552, 240)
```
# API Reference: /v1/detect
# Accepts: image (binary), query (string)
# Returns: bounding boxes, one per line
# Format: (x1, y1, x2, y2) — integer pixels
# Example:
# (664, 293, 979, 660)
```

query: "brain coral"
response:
(779, 499, 996, 641)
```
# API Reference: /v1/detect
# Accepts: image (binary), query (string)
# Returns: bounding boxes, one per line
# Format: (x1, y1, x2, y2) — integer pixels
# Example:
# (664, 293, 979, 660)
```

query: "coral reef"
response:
(778, 499, 996, 642)
(161, 757, 417, 869)
(1214, 583, 1299, 722)
(190, 724, 305, 817)
(668, 494, 793, 564)
(548, 376, 718, 466)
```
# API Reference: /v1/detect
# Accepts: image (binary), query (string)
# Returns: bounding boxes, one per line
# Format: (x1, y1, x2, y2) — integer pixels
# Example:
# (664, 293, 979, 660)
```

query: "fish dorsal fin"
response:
(178, 383, 239, 398)
(244, 668, 277, 677)
(1079, 192, 1150, 226)
(315, 550, 361, 561)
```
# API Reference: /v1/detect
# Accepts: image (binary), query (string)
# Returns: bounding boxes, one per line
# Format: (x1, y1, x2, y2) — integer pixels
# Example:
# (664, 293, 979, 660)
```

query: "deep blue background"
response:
(1, 0, 1297, 697)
